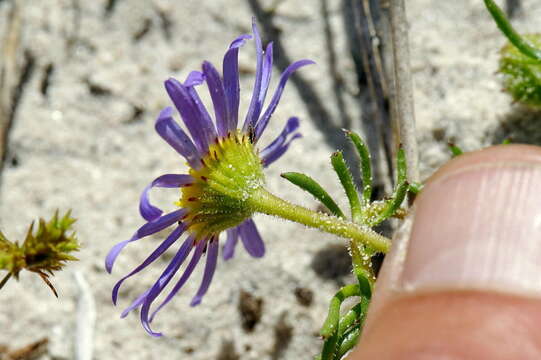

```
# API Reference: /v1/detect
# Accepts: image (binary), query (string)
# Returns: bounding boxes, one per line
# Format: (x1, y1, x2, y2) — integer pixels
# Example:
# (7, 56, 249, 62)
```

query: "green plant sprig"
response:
(280, 131, 416, 359)
(484, 0, 541, 107)
(0, 210, 79, 297)
(484, 0, 541, 61)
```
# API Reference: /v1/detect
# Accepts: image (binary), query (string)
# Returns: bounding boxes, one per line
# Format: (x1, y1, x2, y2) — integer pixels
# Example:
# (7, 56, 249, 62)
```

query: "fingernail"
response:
(402, 156, 541, 297)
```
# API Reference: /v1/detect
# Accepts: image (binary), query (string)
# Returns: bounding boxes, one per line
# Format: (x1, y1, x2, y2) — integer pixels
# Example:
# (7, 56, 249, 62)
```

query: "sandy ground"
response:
(0, 0, 540, 359)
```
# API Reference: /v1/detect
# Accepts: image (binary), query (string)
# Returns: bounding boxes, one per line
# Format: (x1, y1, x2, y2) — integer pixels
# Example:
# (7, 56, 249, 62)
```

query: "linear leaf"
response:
(331, 151, 362, 223)
(345, 130, 372, 204)
(336, 324, 361, 359)
(369, 146, 408, 226)
(320, 284, 360, 339)
(448, 142, 463, 157)
(484, 0, 541, 61)
(281, 172, 345, 218)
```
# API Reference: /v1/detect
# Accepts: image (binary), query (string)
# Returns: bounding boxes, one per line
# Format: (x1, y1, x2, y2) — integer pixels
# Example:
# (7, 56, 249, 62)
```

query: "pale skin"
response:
(349, 145, 541, 359)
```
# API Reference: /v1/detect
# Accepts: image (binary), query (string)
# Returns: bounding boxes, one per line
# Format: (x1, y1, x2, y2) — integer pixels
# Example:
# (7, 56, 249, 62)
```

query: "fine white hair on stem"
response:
(389, 0, 420, 184)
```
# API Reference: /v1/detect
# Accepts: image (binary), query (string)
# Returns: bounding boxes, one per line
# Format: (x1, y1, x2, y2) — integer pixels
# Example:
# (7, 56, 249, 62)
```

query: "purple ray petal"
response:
(260, 117, 301, 167)
(239, 219, 265, 258)
(120, 235, 194, 319)
(120, 288, 151, 318)
(184, 71, 204, 87)
(223, 34, 251, 131)
(244, 43, 275, 136)
(260, 117, 299, 159)
(164, 78, 215, 153)
(155, 107, 201, 168)
(149, 238, 206, 323)
(258, 42, 273, 109)
(203, 61, 229, 138)
(242, 19, 264, 133)
(262, 133, 301, 167)
(186, 84, 217, 144)
(138, 236, 196, 336)
(190, 237, 219, 306)
(112, 224, 185, 305)
(222, 227, 239, 260)
(245, 42, 274, 133)
(140, 174, 193, 222)
(105, 209, 186, 273)
(252, 42, 273, 116)
(254, 59, 315, 141)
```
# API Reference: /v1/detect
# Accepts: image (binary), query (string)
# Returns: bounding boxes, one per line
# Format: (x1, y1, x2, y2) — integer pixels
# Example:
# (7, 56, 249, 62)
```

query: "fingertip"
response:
(352, 144, 541, 359)
(351, 292, 541, 359)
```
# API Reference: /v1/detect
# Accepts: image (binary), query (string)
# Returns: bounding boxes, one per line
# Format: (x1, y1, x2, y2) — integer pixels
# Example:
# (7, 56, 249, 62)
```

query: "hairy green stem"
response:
(249, 188, 391, 253)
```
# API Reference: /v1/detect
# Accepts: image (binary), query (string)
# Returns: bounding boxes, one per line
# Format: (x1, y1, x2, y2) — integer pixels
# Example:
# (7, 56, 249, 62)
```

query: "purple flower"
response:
(106, 19, 313, 336)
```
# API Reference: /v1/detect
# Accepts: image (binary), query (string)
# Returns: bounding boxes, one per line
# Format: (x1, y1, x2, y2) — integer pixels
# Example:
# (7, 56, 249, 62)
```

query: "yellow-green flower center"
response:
(178, 131, 264, 239)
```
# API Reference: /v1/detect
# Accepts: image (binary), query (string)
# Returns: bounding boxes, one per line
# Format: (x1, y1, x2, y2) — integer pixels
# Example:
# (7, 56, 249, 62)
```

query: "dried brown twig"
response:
(0, 1, 22, 166)
(388, 0, 420, 184)
(0, 338, 48, 360)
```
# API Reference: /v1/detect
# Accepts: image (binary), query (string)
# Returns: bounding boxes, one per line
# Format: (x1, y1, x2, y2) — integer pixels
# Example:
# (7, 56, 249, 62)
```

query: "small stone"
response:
(294, 287, 313, 307)
(238, 290, 263, 332)
(311, 244, 352, 280)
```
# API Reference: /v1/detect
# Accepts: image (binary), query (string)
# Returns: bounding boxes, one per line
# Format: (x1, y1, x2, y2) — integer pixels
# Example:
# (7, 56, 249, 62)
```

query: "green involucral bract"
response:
(179, 132, 264, 239)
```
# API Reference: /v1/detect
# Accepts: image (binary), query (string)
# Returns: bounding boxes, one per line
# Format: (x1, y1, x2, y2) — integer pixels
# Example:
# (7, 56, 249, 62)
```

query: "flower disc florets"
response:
(180, 131, 264, 238)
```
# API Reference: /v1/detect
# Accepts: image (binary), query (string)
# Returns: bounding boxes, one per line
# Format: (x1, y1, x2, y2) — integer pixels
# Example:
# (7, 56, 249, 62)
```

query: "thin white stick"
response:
(389, 0, 420, 184)
(74, 271, 95, 360)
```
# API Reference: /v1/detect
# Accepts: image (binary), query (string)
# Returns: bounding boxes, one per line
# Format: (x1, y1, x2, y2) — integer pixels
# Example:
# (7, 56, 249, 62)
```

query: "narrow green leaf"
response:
(369, 147, 408, 226)
(335, 297, 370, 359)
(281, 172, 345, 218)
(336, 324, 361, 359)
(355, 269, 372, 300)
(448, 142, 463, 157)
(331, 151, 362, 223)
(320, 331, 339, 360)
(0, 231, 10, 245)
(345, 131, 372, 204)
(408, 182, 423, 195)
(396, 145, 407, 185)
(320, 284, 361, 339)
(484, 0, 541, 61)
(337, 299, 365, 336)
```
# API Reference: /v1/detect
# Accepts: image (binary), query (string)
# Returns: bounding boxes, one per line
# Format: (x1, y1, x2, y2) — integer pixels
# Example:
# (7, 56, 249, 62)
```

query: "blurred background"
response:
(0, 0, 540, 359)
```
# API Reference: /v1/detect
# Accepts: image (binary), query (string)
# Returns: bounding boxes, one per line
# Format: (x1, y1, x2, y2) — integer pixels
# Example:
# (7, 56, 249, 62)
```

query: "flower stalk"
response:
(248, 187, 391, 253)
